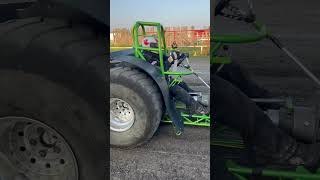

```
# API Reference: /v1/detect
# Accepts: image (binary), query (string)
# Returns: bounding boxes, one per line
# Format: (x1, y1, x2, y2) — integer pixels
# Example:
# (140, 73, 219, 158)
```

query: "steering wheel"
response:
(215, 0, 231, 16)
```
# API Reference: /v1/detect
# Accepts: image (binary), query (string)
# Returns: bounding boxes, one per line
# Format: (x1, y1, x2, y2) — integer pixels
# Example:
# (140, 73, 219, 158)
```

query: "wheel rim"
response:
(110, 98, 135, 132)
(0, 116, 78, 180)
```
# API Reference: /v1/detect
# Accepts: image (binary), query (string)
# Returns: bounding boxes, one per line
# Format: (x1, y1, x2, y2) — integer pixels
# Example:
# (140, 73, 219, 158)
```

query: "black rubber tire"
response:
(110, 66, 164, 148)
(0, 17, 106, 180)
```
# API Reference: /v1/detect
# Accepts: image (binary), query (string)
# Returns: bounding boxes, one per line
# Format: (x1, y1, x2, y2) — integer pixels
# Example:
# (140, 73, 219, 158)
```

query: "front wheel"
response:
(110, 66, 164, 148)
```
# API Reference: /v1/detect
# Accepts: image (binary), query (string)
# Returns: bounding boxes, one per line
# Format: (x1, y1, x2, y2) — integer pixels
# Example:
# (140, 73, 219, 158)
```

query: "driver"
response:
(213, 0, 320, 172)
(141, 36, 209, 115)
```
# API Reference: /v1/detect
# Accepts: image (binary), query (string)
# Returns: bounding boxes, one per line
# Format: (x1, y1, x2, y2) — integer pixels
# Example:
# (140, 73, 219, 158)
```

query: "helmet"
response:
(142, 36, 158, 48)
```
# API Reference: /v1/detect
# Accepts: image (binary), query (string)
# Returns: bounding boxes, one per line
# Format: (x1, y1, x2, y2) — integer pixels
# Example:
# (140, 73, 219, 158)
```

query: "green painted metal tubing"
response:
(163, 71, 193, 75)
(162, 113, 210, 127)
(162, 120, 210, 127)
(133, 21, 197, 77)
(211, 138, 245, 149)
(136, 21, 161, 26)
(132, 21, 167, 75)
(212, 57, 232, 64)
(227, 161, 320, 179)
(181, 114, 210, 119)
(212, 22, 268, 44)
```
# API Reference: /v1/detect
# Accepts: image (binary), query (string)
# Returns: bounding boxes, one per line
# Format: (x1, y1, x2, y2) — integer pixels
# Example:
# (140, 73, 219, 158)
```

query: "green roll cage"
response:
(212, 21, 320, 179)
(132, 21, 193, 76)
(131, 21, 210, 127)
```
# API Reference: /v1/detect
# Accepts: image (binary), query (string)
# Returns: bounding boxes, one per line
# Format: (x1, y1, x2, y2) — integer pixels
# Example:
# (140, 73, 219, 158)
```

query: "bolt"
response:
(41, 131, 57, 147)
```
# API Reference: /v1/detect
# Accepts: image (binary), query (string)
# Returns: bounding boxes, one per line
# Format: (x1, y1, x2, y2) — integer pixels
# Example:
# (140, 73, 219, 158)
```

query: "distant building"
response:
(110, 33, 114, 41)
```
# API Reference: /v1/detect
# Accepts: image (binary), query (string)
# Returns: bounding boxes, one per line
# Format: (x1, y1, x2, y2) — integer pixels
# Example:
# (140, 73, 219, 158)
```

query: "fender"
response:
(111, 52, 184, 134)
(5, 0, 107, 31)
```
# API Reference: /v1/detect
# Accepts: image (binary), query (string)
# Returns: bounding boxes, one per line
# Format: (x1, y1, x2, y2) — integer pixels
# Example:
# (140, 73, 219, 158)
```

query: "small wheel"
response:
(110, 66, 164, 148)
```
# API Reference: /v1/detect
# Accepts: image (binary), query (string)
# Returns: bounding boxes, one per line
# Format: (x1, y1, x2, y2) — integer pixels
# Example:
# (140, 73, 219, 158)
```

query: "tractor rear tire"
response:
(0, 17, 106, 180)
(110, 66, 164, 148)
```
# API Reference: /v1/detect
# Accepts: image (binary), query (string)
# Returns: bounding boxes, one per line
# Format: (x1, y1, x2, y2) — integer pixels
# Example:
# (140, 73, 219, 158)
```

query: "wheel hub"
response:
(0, 117, 78, 180)
(110, 98, 135, 132)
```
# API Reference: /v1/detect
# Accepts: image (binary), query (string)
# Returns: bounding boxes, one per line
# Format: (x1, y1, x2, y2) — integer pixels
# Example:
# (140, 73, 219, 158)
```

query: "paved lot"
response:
(110, 57, 210, 180)
(213, 0, 320, 178)
(214, 0, 320, 104)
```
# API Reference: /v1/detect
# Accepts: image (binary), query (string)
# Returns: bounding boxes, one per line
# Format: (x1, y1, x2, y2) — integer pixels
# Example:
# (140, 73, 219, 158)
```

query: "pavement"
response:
(214, 0, 320, 104)
(212, 0, 320, 178)
(111, 0, 320, 178)
(110, 57, 210, 180)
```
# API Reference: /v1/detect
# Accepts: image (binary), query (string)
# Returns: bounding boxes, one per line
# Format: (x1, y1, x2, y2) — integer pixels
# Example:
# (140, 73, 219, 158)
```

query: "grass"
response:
(110, 47, 131, 52)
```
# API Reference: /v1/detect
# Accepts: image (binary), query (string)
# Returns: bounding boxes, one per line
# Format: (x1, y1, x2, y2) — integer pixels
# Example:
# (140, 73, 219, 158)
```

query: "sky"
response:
(111, 0, 210, 30)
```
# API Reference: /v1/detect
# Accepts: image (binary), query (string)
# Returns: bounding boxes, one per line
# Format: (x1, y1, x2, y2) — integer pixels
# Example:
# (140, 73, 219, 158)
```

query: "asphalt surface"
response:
(214, 0, 320, 104)
(110, 57, 210, 180)
(111, 0, 320, 178)
(212, 0, 320, 178)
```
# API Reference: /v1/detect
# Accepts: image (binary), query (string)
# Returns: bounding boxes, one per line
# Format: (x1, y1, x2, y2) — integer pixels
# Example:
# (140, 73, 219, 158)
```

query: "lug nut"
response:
(41, 131, 57, 147)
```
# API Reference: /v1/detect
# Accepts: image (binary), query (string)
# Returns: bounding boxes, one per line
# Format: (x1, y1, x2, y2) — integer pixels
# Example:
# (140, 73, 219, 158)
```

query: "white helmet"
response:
(142, 36, 158, 48)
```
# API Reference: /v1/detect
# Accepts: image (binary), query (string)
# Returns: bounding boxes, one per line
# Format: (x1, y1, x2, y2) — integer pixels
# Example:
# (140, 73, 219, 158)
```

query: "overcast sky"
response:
(111, 0, 210, 30)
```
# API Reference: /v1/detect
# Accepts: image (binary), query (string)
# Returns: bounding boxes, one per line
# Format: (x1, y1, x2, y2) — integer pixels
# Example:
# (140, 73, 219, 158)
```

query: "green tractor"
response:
(110, 21, 210, 148)
(212, 0, 320, 179)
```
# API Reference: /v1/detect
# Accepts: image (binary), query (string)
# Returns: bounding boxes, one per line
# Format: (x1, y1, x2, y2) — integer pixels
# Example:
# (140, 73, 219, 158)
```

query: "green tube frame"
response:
(212, 21, 320, 179)
(132, 21, 193, 76)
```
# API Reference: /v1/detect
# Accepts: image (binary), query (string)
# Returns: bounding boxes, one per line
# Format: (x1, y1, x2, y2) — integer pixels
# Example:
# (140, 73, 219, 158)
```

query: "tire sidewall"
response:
(110, 82, 154, 147)
(0, 71, 106, 180)
(110, 68, 162, 147)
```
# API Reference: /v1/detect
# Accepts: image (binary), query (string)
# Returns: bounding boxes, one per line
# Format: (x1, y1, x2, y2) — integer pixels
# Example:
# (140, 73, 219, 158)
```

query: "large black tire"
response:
(0, 17, 106, 180)
(110, 66, 164, 148)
